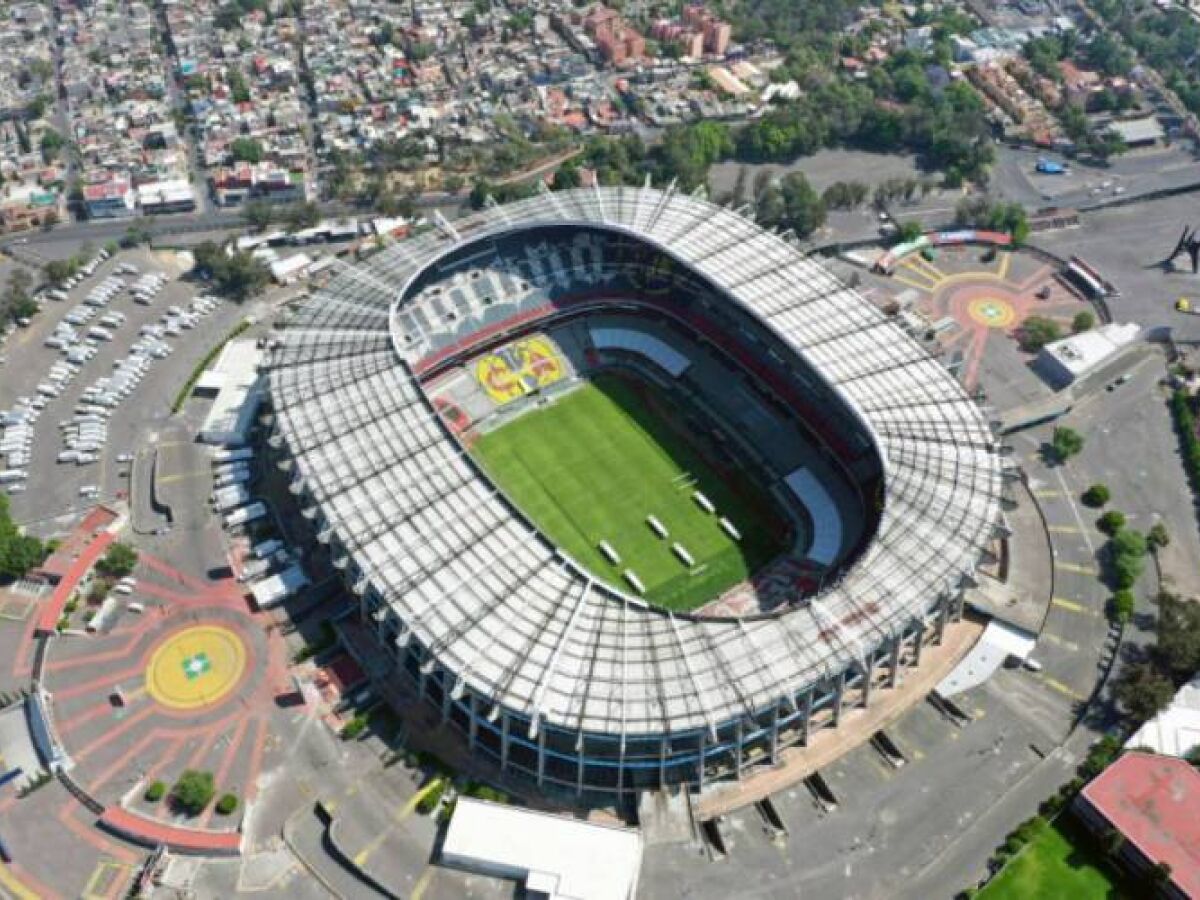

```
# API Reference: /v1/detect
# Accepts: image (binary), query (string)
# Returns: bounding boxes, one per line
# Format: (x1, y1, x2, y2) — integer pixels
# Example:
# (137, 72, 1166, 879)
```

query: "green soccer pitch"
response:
(470, 372, 791, 612)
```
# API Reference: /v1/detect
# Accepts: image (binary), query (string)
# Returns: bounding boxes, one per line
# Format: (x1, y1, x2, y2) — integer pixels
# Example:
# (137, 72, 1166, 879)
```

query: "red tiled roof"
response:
(1081, 751, 1200, 897)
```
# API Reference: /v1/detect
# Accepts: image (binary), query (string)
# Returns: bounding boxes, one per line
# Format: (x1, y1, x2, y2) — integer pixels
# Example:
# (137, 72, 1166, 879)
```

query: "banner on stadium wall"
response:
(931, 230, 1012, 246)
(875, 229, 1012, 272)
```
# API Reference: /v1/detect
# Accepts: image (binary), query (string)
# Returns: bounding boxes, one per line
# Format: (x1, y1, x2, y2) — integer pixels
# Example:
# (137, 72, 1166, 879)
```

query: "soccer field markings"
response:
(472, 377, 785, 611)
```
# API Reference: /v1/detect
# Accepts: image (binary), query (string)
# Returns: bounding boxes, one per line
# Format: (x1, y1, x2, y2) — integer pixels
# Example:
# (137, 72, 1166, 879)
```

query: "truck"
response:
(224, 501, 266, 529)
(251, 538, 285, 559)
(213, 447, 254, 464)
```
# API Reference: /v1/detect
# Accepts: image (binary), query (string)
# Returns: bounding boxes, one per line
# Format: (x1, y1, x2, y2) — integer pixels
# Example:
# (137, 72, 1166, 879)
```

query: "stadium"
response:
(266, 185, 1004, 800)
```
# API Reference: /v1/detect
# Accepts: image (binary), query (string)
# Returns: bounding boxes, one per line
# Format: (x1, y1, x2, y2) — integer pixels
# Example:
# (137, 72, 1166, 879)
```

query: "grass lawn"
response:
(979, 819, 1127, 900)
(471, 372, 789, 611)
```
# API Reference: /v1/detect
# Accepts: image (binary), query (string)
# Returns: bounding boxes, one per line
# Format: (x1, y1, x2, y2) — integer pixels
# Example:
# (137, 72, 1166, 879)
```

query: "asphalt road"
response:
(1034, 190, 1200, 340)
(990, 142, 1200, 212)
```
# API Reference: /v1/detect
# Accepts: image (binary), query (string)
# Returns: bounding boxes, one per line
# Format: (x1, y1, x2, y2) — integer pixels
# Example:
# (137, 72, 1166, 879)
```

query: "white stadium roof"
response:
(267, 186, 1003, 739)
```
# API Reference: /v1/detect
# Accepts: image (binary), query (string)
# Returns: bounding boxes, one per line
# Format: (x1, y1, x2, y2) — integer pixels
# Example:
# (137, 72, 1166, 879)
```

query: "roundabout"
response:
(145, 624, 248, 711)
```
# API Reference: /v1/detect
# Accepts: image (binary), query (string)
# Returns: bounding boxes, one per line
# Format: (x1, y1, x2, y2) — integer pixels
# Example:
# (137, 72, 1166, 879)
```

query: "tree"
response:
(145, 780, 166, 802)
(120, 225, 151, 248)
(1156, 591, 1200, 678)
(1110, 528, 1147, 589)
(1, 269, 37, 326)
(1084, 32, 1132, 78)
(651, 121, 732, 192)
(777, 172, 826, 238)
(896, 221, 924, 243)
(96, 542, 138, 578)
(1051, 426, 1084, 461)
(171, 770, 215, 815)
(1018, 316, 1062, 352)
(1114, 661, 1175, 719)
(284, 202, 321, 232)
(822, 180, 868, 210)
(229, 137, 264, 164)
(192, 242, 271, 301)
(0, 532, 45, 580)
(1072, 310, 1095, 333)
(1081, 484, 1110, 508)
(1097, 510, 1126, 536)
(1110, 589, 1135, 624)
(44, 258, 77, 285)
(216, 793, 239, 815)
(1148, 523, 1170, 550)
(241, 200, 273, 232)
(39, 128, 65, 164)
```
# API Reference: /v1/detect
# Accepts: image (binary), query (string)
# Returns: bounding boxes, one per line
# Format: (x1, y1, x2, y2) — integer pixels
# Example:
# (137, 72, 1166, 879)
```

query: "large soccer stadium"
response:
(266, 186, 1004, 799)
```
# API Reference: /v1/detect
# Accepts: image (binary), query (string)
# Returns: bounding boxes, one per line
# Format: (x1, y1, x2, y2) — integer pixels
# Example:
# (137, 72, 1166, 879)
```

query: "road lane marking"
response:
(1054, 466, 1096, 556)
(0, 862, 41, 900)
(1033, 489, 1061, 499)
(157, 470, 210, 486)
(411, 866, 437, 900)
(1047, 525, 1080, 534)
(1040, 676, 1086, 701)
(1040, 632, 1080, 651)
(1051, 596, 1086, 613)
(890, 272, 934, 293)
(1055, 561, 1099, 576)
(82, 860, 133, 899)
(353, 778, 444, 866)
(997, 250, 1012, 281)
(1050, 597, 1101, 617)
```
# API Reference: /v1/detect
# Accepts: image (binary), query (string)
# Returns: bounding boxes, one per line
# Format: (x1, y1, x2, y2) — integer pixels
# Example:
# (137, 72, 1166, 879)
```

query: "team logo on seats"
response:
(476, 336, 564, 405)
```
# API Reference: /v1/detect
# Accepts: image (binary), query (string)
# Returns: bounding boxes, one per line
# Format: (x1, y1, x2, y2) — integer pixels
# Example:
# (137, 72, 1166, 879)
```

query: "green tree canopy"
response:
(241, 200, 273, 232)
(1051, 426, 1084, 462)
(229, 137, 264, 164)
(192, 242, 271, 301)
(1019, 316, 1062, 352)
(172, 770, 215, 815)
(96, 542, 138, 578)
(1157, 591, 1200, 678)
(1115, 661, 1176, 720)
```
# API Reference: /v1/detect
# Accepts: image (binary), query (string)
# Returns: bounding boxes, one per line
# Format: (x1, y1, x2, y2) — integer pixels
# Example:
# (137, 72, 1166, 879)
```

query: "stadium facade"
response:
(266, 185, 1005, 799)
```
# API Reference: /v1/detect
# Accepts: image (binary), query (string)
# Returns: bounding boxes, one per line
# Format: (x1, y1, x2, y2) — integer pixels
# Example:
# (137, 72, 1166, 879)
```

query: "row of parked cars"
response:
(0, 254, 149, 491)
(0, 401, 35, 493)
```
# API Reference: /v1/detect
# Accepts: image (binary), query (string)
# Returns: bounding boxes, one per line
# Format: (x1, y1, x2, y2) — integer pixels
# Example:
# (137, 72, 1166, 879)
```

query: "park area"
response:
(471, 373, 789, 611)
(979, 819, 1126, 900)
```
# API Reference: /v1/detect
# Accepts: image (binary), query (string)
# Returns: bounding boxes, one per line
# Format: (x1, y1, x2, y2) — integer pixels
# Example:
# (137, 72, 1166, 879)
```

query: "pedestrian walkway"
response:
(35, 532, 116, 634)
(98, 806, 241, 855)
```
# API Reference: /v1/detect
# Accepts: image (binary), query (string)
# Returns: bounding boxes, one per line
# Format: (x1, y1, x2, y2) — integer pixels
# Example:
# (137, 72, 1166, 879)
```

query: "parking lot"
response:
(638, 675, 1074, 900)
(0, 245, 249, 534)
